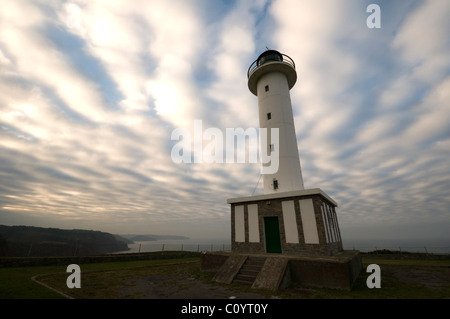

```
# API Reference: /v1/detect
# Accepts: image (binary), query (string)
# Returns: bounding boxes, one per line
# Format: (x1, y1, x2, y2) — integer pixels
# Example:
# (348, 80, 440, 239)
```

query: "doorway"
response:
(264, 217, 282, 253)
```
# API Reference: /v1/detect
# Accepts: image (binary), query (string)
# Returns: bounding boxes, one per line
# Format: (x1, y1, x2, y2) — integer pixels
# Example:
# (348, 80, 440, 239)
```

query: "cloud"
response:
(0, 0, 449, 243)
(268, 0, 450, 238)
(205, 1, 269, 129)
(0, 0, 253, 239)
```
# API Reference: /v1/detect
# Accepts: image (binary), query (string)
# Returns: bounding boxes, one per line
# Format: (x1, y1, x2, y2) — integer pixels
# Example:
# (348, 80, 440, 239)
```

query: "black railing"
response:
(247, 53, 295, 78)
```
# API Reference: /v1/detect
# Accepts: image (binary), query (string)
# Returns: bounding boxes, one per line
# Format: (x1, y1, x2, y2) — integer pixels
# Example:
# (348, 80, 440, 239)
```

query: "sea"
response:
(114, 237, 450, 255)
(114, 238, 232, 254)
(341, 238, 450, 254)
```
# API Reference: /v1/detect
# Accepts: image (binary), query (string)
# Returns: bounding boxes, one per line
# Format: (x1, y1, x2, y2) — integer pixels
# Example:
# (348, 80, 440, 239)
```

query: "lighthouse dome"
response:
(256, 50, 283, 67)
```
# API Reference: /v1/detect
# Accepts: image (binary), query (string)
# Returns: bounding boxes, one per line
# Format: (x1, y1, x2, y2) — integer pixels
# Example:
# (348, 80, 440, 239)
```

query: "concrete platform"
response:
(212, 254, 247, 284)
(252, 257, 290, 290)
(201, 250, 362, 291)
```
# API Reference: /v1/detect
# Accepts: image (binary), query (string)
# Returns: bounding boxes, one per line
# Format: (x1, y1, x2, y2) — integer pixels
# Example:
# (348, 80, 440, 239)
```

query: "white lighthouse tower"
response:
(207, 50, 362, 292)
(226, 49, 344, 257)
(247, 50, 304, 194)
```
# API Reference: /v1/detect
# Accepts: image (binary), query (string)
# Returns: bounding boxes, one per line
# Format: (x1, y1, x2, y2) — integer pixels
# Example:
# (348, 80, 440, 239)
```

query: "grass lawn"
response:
(1, 254, 449, 299)
(0, 255, 199, 299)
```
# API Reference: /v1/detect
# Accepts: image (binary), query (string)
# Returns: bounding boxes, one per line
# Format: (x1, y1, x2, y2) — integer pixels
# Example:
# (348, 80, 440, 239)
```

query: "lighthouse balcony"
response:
(247, 50, 295, 79)
(247, 50, 297, 95)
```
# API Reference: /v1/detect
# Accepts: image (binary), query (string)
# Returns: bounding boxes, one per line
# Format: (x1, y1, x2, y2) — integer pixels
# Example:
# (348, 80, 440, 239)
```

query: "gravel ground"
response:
(117, 274, 272, 299)
(382, 265, 450, 290)
(34, 258, 450, 299)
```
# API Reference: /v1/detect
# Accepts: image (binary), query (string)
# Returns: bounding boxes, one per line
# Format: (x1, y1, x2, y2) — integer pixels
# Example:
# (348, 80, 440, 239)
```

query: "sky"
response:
(1, 0, 449, 247)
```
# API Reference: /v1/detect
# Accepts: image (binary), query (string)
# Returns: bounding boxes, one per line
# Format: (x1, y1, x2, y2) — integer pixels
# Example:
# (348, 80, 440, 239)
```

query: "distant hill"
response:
(120, 234, 190, 242)
(113, 234, 134, 244)
(0, 225, 129, 257)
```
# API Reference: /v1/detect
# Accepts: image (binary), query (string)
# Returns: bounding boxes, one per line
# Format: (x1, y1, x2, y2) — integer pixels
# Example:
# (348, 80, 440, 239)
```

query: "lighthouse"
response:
(226, 49, 344, 256)
(247, 50, 304, 193)
(204, 50, 362, 292)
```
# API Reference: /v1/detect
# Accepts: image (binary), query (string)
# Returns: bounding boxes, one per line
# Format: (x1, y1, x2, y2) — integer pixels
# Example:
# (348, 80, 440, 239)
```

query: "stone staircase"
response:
(232, 256, 266, 286)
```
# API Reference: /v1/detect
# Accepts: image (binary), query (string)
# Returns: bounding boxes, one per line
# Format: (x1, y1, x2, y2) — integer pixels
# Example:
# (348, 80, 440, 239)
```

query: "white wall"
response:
(234, 205, 245, 242)
(299, 199, 319, 244)
(282, 200, 299, 243)
(257, 71, 304, 194)
(248, 204, 260, 243)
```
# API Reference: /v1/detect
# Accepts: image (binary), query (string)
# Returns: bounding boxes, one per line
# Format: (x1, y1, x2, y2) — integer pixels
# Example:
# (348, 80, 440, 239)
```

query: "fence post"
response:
(162, 244, 165, 251)
(181, 244, 183, 251)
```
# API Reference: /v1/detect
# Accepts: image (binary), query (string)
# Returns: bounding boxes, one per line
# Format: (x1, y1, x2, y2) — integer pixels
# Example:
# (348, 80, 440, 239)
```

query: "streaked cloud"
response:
(1, 0, 449, 244)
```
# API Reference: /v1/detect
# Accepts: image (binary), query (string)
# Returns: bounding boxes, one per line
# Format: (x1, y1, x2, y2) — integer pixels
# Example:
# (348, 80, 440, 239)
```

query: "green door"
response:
(264, 217, 282, 253)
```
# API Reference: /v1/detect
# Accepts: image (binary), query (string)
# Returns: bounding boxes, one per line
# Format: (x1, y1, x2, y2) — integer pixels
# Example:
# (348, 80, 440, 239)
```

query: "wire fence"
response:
(346, 246, 450, 255)
(6, 242, 450, 257)
(117, 242, 450, 255)
(118, 242, 232, 254)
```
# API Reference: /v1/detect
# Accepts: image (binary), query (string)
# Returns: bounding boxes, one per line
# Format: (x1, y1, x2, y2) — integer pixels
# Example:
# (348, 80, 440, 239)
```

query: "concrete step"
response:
(242, 264, 262, 271)
(232, 256, 266, 286)
(239, 269, 260, 276)
(235, 274, 256, 281)
(233, 274, 255, 285)
(246, 257, 265, 264)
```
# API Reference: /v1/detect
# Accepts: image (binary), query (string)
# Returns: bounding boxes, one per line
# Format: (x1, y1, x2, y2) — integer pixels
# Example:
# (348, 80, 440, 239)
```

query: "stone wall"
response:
(0, 251, 201, 267)
(288, 251, 362, 291)
(200, 252, 231, 271)
(201, 250, 363, 291)
(231, 193, 343, 256)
